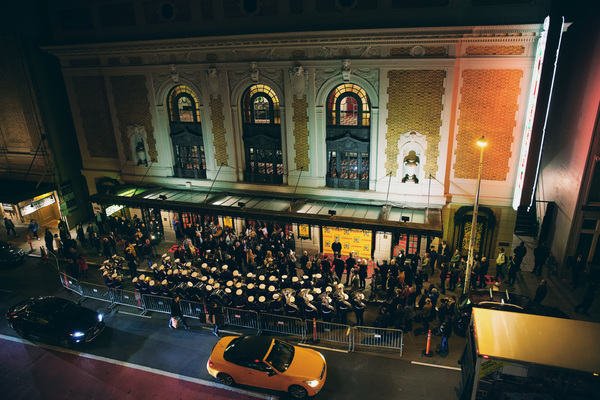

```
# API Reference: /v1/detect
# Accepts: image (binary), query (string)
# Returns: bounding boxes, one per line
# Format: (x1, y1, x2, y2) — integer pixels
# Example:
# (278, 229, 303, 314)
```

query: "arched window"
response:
(167, 85, 206, 179)
(325, 83, 371, 190)
(241, 84, 283, 184)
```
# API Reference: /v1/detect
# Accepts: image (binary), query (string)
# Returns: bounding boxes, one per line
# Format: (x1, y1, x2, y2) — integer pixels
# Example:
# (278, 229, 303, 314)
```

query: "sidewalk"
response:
(4, 219, 599, 365)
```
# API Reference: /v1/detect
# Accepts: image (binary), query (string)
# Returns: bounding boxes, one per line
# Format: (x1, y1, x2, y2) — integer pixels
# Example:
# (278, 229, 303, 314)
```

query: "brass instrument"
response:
(353, 291, 366, 307)
(300, 289, 317, 311)
(319, 292, 336, 311)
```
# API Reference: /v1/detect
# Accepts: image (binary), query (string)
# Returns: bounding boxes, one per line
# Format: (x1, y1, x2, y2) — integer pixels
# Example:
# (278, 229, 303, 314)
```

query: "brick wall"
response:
(0, 39, 32, 149)
(109, 75, 157, 162)
(72, 76, 119, 158)
(454, 69, 523, 181)
(385, 69, 446, 177)
(210, 95, 228, 166)
(292, 95, 310, 171)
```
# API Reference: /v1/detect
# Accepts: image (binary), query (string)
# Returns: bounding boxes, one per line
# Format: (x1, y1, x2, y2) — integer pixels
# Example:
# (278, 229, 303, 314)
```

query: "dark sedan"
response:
(0, 240, 26, 267)
(6, 296, 105, 347)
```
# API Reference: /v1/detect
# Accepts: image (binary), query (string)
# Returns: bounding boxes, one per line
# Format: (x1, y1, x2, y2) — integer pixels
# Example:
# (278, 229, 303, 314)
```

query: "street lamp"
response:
(464, 136, 487, 294)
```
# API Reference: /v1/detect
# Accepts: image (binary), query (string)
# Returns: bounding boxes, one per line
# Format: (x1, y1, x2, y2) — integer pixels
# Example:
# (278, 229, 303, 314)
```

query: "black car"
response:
(0, 240, 26, 267)
(6, 296, 105, 347)
(453, 289, 569, 336)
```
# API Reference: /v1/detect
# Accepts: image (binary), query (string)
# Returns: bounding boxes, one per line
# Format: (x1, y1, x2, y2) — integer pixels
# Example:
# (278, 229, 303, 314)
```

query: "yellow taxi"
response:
(207, 335, 327, 399)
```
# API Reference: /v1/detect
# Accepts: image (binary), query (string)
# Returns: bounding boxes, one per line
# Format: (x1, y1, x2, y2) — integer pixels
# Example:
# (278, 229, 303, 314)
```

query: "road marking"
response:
(411, 361, 461, 371)
(117, 310, 151, 318)
(0, 334, 278, 400)
(297, 342, 349, 353)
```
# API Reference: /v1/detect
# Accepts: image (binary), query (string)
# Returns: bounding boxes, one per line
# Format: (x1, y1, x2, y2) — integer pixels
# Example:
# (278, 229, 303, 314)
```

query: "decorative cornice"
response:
(43, 24, 543, 59)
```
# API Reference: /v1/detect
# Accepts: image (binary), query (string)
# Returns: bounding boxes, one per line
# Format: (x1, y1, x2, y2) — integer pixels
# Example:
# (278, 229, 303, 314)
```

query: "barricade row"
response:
(58, 274, 402, 355)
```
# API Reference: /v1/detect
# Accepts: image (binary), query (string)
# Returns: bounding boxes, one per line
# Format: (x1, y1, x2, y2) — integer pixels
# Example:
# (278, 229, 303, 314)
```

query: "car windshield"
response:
(265, 339, 295, 373)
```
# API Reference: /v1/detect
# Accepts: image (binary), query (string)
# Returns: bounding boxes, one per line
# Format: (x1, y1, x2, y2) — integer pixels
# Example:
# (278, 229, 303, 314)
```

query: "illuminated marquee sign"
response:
(512, 16, 549, 211)
(105, 204, 125, 216)
(20, 194, 56, 216)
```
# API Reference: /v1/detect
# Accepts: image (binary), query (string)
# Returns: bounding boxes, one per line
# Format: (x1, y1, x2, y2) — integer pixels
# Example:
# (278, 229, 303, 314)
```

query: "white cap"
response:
(282, 275, 288, 280)
(259, 296, 266, 303)
(227, 280, 233, 287)
(308, 294, 314, 301)
(151, 263, 157, 269)
(174, 258, 180, 263)
(186, 262, 192, 267)
(162, 253, 167, 258)
(201, 276, 207, 281)
(165, 257, 170, 261)
(211, 267, 217, 272)
(206, 285, 213, 291)
(259, 275, 265, 281)
(161, 279, 167, 285)
(201, 263, 208, 268)
(268, 285, 275, 292)
(140, 274, 146, 280)
(273, 293, 280, 300)
(269, 275, 276, 282)
(233, 270, 240, 276)
(292, 277, 299, 282)
(150, 280, 156, 286)
(248, 296, 255, 302)
(235, 282, 242, 288)
(222, 265, 228, 270)
(314, 288, 322, 295)
(236, 289, 243, 296)
(214, 282, 220, 289)
(186, 281, 192, 288)
(325, 286, 333, 293)
(247, 272, 253, 278)
(316, 273, 322, 279)
(191, 272, 198, 278)
(247, 283, 255, 289)
(303, 275, 309, 280)
(132, 276, 138, 282)
(208, 278, 215, 285)
(259, 284, 266, 290)
(225, 288, 231, 294)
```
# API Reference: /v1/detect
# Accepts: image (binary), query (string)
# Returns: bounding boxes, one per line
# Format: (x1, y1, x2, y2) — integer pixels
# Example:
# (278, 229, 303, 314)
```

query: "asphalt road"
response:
(0, 257, 461, 400)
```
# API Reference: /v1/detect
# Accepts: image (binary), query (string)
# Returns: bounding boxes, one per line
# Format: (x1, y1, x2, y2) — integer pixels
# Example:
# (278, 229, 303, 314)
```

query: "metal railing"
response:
(352, 326, 404, 356)
(56, 273, 404, 355)
(141, 294, 172, 315)
(306, 319, 353, 352)
(80, 282, 114, 304)
(259, 313, 306, 340)
(58, 272, 83, 296)
(224, 307, 260, 330)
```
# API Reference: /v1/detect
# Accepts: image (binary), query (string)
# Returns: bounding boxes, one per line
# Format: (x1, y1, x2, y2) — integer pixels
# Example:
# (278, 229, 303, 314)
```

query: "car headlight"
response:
(304, 380, 319, 388)
(71, 331, 85, 338)
(98, 314, 103, 322)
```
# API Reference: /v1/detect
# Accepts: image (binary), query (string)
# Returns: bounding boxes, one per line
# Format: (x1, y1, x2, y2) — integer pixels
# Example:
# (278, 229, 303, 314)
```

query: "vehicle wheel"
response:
(289, 385, 308, 399)
(58, 336, 71, 348)
(13, 325, 26, 338)
(217, 373, 234, 386)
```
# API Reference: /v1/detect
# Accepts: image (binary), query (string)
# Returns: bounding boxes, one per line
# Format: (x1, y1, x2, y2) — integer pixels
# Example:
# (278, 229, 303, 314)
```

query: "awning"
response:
(0, 179, 57, 205)
(90, 186, 442, 235)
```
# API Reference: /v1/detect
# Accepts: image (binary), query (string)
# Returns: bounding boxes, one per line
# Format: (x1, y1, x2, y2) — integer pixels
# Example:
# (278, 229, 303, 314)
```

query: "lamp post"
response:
(464, 136, 487, 294)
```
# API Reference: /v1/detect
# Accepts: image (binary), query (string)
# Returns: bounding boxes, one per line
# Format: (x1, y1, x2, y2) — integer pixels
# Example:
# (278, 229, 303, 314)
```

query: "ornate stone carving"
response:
(315, 68, 339, 95)
(170, 64, 179, 84)
(262, 69, 284, 91)
(354, 68, 380, 96)
(290, 65, 307, 96)
(342, 59, 351, 82)
(207, 67, 221, 98)
(250, 61, 259, 82)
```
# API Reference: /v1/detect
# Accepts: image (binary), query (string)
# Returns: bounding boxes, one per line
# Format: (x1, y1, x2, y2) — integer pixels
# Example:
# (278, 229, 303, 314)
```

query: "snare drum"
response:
(209, 288, 226, 305)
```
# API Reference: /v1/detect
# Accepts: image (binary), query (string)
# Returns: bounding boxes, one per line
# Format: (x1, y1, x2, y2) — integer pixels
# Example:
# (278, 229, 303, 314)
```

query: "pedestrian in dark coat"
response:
(170, 295, 190, 329)
(507, 256, 519, 286)
(478, 257, 489, 288)
(44, 229, 54, 252)
(533, 279, 547, 304)
(4, 217, 17, 237)
(439, 262, 448, 294)
(570, 254, 586, 289)
(575, 281, 598, 315)
(532, 242, 550, 276)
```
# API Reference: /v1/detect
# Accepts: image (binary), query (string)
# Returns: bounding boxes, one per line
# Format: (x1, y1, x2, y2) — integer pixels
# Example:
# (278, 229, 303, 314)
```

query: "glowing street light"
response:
(464, 136, 487, 294)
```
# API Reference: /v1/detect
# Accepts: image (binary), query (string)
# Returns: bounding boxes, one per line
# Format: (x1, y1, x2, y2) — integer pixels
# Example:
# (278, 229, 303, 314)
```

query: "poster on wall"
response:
(298, 224, 311, 239)
(223, 216, 233, 230)
(322, 226, 371, 258)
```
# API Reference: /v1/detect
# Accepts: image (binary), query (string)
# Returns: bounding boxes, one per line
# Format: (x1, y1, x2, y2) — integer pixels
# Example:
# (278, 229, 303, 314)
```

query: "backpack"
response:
(496, 253, 505, 264)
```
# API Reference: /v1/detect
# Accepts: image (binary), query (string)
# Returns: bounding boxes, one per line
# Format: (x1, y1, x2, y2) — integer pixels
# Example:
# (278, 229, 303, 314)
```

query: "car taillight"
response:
(208, 359, 214, 367)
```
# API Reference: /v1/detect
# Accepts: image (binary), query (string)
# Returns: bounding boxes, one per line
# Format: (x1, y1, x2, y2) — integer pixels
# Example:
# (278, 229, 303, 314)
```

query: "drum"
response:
(193, 281, 207, 293)
(174, 282, 187, 295)
(209, 288, 226, 305)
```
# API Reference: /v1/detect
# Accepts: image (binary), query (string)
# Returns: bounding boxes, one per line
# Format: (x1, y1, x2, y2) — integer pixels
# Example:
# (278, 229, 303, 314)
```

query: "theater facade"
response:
(43, 7, 552, 260)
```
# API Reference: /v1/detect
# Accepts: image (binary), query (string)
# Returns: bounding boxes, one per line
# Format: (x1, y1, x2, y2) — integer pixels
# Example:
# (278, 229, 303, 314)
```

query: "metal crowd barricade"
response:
(259, 313, 306, 340)
(80, 282, 114, 304)
(351, 326, 404, 356)
(306, 320, 353, 352)
(223, 307, 260, 331)
(112, 289, 144, 310)
(141, 294, 172, 315)
(180, 299, 208, 320)
(58, 272, 83, 296)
